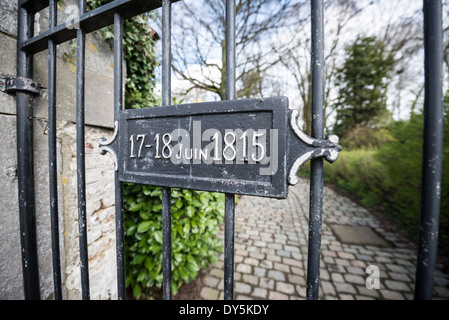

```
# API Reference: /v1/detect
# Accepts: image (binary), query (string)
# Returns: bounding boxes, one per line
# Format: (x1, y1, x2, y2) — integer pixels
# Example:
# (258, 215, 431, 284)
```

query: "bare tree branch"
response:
(171, 0, 303, 101)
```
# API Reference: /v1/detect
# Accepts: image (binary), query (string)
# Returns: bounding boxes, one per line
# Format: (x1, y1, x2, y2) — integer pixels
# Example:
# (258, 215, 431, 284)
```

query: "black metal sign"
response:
(99, 97, 341, 199)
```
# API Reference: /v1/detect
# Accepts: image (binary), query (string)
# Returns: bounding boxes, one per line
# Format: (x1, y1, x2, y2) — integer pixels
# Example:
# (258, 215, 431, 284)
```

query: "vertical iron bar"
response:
(414, 0, 443, 300)
(306, 0, 325, 300)
(48, 0, 62, 300)
(224, 194, 235, 300)
(114, 11, 126, 300)
(162, 187, 172, 300)
(16, 2, 40, 300)
(224, 0, 236, 301)
(162, 0, 172, 300)
(76, 0, 90, 300)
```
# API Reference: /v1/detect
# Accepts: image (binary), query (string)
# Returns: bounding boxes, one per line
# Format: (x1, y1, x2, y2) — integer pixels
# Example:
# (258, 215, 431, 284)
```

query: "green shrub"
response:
(322, 149, 388, 207)
(124, 185, 224, 299)
(339, 126, 394, 151)
(375, 113, 424, 234)
(375, 94, 449, 255)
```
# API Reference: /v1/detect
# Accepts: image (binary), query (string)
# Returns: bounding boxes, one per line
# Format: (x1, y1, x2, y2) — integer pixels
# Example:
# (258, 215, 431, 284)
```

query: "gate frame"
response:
(13, 0, 444, 300)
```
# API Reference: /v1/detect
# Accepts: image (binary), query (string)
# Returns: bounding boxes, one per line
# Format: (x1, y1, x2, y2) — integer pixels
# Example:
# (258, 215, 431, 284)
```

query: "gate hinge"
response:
(0, 75, 40, 95)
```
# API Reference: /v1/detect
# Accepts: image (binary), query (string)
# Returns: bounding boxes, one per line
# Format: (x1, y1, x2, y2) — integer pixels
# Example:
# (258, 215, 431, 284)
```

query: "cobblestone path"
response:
(199, 178, 449, 300)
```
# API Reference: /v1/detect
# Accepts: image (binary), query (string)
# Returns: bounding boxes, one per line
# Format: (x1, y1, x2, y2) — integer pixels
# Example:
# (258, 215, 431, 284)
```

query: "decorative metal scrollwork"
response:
(99, 121, 119, 171)
(288, 109, 342, 185)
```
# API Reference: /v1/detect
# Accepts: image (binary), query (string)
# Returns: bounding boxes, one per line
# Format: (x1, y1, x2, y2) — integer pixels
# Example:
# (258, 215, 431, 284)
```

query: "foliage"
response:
(122, 14, 159, 109)
(377, 98, 449, 255)
(310, 149, 389, 208)
(237, 69, 264, 99)
(86, 0, 225, 299)
(333, 36, 396, 137)
(375, 113, 425, 232)
(338, 126, 395, 151)
(87, 0, 159, 109)
(375, 91, 448, 251)
(124, 186, 224, 298)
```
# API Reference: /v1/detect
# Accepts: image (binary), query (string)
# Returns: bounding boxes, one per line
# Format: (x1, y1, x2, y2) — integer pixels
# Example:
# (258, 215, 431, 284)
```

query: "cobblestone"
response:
(196, 178, 449, 300)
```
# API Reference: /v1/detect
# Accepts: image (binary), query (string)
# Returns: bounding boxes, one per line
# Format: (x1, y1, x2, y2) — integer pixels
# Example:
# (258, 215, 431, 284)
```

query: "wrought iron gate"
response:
(13, 0, 444, 300)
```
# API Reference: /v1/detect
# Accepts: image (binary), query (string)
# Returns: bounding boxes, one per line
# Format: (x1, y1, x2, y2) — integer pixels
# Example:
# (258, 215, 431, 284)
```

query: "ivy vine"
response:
(87, 0, 159, 108)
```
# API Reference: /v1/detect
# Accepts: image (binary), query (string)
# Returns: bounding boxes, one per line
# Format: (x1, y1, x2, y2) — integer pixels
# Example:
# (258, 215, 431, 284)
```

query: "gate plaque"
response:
(99, 97, 341, 199)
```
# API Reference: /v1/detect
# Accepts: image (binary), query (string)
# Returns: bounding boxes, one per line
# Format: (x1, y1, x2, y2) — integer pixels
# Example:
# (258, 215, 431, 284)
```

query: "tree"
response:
(332, 36, 396, 137)
(273, 0, 425, 135)
(170, 0, 301, 101)
(273, 0, 381, 135)
(237, 68, 263, 99)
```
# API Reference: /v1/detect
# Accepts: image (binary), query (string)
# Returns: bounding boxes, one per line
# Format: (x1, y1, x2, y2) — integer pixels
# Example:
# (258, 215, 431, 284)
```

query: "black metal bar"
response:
(161, 0, 172, 301)
(16, 2, 40, 300)
(19, 0, 48, 13)
(20, 0, 180, 55)
(76, 0, 90, 300)
(224, 0, 236, 301)
(162, 187, 172, 300)
(48, 0, 62, 301)
(414, 0, 444, 300)
(113, 11, 126, 300)
(306, 0, 325, 300)
(224, 194, 235, 300)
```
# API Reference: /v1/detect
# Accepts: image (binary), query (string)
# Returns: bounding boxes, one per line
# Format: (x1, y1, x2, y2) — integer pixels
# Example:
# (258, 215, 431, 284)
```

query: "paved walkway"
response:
(198, 178, 449, 300)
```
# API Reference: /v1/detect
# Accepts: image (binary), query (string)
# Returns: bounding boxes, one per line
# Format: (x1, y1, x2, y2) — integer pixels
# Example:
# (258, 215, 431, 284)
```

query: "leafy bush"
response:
(87, 0, 159, 110)
(375, 113, 425, 233)
(376, 94, 449, 256)
(321, 149, 388, 207)
(339, 126, 394, 151)
(298, 149, 388, 207)
(124, 185, 224, 299)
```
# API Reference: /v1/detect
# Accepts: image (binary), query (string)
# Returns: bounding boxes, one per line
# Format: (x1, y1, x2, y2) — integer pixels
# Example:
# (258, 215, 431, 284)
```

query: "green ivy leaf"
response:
(183, 223, 190, 235)
(133, 284, 142, 299)
(132, 254, 145, 265)
(186, 255, 200, 272)
(137, 221, 152, 233)
(128, 202, 143, 212)
(186, 206, 194, 217)
(153, 230, 163, 244)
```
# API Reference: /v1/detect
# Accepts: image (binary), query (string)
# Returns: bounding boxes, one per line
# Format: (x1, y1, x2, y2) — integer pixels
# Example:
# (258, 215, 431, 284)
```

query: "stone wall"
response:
(0, 0, 120, 299)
